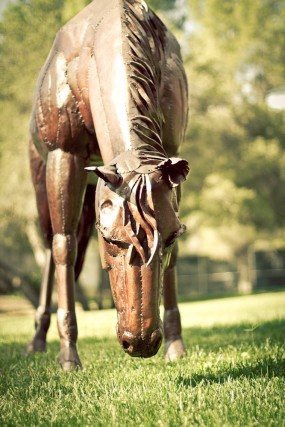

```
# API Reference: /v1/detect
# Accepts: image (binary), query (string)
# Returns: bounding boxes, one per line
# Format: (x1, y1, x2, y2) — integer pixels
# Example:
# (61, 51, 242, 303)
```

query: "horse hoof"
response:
(58, 347, 82, 371)
(164, 338, 187, 362)
(25, 339, 47, 355)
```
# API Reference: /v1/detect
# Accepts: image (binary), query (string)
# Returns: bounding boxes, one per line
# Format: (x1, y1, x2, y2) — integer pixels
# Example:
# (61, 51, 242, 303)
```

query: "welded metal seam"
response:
(139, 258, 144, 339)
(58, 155, 66, 237)
(91, 48, 112, 146)
(37, 50, 59, 149)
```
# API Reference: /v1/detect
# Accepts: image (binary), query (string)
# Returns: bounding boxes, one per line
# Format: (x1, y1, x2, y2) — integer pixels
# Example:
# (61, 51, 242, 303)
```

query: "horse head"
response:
(86, 149, 189, 357)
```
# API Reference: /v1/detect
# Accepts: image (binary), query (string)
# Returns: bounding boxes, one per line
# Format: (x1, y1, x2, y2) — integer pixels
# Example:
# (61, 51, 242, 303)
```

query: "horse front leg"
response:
(46, 148, 88, 370)
(163, 244, 187, 362)
(26, 141, 55, 354)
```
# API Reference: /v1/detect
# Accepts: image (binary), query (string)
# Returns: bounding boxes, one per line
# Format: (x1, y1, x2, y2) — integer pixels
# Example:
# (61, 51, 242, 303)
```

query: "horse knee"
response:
(52, 233, 77, 266)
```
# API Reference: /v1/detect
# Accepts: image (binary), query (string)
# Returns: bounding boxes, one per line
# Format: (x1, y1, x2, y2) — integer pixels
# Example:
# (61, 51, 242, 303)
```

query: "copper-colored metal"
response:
(28, 0, 189, 369)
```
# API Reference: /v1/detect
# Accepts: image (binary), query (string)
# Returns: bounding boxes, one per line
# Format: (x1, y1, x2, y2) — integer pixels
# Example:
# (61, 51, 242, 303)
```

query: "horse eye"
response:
(101, 200, 113, 210)
(165, 225, 186, 247)
(165, 235, 176, 248)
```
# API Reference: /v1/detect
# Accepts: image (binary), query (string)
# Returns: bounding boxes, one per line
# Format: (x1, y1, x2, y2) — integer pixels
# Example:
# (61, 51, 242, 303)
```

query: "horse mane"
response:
(121, 0, 167, 155)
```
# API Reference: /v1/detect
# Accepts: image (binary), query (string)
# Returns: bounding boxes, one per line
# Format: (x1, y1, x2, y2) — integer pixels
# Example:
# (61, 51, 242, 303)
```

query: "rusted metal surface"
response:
(28, 0, 189, 369)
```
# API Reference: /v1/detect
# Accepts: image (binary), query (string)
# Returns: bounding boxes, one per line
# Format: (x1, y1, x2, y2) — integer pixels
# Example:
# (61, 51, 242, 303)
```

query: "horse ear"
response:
(85, 165, 122, 188)
(156, 157, 189, 187)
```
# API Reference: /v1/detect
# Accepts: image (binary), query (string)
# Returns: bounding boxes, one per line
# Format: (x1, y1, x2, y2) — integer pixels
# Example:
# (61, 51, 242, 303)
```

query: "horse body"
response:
(28, 0, 189, 369)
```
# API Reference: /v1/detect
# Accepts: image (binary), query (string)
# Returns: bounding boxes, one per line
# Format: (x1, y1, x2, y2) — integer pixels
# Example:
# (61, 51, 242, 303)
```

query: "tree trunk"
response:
(237, 251, 252, 294)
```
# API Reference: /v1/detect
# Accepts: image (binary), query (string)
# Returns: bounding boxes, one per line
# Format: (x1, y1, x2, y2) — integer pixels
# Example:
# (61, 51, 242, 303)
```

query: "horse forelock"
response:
(124, 173, 159, 265)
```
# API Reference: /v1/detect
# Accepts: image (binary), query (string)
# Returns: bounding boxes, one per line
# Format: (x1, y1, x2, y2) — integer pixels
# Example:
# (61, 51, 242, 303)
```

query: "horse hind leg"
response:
(73, 184, 96, 311)
(46, 148, 88, 370)
(163, 244, 187, 362)
(25, 250, 55, 354)
(75, 184, 96, 281)
(26, 140, 55, 354)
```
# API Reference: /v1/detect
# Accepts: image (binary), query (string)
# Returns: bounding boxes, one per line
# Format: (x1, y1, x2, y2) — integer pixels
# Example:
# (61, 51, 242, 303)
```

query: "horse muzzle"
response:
(120, 328, 163, 358)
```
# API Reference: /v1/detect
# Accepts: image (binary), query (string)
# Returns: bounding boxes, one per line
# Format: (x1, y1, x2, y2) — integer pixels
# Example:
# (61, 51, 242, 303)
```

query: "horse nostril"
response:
(149, 329, 163, 352)
(121, 332, 136, 353)
(151, 329, 162, 341)
(122, 340, 133, 352)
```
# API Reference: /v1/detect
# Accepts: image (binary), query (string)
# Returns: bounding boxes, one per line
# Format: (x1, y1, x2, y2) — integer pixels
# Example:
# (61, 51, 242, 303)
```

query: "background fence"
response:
(177, 248, 285, 300)
(1, 246, 285, 309)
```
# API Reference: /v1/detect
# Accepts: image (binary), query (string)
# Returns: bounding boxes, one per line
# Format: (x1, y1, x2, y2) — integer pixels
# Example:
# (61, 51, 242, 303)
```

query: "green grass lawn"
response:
(0, 291, 285, 426)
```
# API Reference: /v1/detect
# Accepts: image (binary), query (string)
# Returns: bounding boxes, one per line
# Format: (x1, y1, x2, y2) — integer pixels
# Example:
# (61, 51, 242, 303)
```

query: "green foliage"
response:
(148, 0, 176, 10)
(188, 0, 285, 91)
(61, 0, 91, 23)
(0, 292, 285, 426)
(179, 0, 285, 259)
(0, 0, 64, 109)
(199, 173, 255, 225)
(0, 0, 64, 224)
(236, 136, 285, 229)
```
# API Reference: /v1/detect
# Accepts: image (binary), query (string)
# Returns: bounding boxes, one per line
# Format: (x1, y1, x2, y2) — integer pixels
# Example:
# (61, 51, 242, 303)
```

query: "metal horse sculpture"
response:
(27, 0, 189, 370)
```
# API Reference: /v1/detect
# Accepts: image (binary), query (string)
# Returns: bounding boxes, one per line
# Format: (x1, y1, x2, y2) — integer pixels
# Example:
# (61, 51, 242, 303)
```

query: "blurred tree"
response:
(179, 0, 285, 291)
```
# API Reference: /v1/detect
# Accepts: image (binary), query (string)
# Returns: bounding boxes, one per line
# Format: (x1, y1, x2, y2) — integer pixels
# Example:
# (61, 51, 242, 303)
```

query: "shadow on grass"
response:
(176, 358, 285, 389)
(183, 318, 285, 348)
(176, 318, 285, 388)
